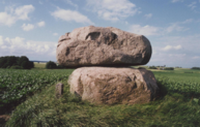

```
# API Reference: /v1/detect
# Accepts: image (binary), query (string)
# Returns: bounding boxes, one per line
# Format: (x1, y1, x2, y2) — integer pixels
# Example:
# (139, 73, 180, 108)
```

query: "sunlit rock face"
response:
(56, 26, 152, 68)
(68, 67, 159, 105)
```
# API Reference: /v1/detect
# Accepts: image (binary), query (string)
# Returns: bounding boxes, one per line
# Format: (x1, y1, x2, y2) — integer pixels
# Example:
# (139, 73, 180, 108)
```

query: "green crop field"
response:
(1, 67, 200, 127)
(152, 68, 200, 83)
(0, 69, 74, 112)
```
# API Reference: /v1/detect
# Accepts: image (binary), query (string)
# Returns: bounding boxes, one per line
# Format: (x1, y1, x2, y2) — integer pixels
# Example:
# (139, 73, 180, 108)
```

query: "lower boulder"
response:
(68, 67, 159, 105)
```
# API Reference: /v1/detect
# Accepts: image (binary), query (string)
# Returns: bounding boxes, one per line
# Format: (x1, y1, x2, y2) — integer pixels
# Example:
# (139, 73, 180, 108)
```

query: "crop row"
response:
(156, 77, 200, 98)
(0, 69, 74, 108)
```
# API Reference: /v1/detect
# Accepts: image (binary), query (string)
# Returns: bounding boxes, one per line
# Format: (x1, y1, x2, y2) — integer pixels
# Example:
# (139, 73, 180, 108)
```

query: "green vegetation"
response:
(45, 61, 57, 69)
(34, 62, 46, 69)
(153, 68, 200, 82)
(148, 66, 157, 69)
(191, 67, 200, 70)
(0, 56, 34, 69)
(0, 68, 199, 126)
(0, 69, 74, 115)
(45, 61, 66, 69)
(164, 67, 174, 70)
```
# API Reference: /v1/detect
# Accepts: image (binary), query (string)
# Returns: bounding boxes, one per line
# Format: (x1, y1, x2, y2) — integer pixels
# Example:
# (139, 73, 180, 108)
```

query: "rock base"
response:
(68, 67, 159, 105)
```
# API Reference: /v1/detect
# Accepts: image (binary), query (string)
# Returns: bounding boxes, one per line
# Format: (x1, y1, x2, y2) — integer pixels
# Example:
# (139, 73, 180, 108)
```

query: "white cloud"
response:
(10, 37, 25, 48)
(0, 12, 16, 26)
(53, 33, 58, 36)
(166, 23, 189, 33)
(0, 35, 57, 59)
(174, 45, 182, 50)
(168, 53, 186, 57)
(51, 8, 94, 24)
(65, 0, 78, 9)
(144, 13, 152, 18)
(188, 2, 196, 10)
(0, 36, 4, 45)
(171, 0, 184, 3)
(149, 34, 200, 68)
(129, 24, 160, 36)
(15, 5, 34, 20)
(181, 18, 193, 24)
(125, 21, 129, 25)
(5, 37, 10, 42)
(162, 45, 182, 51)
(37, 21, 45, 27)
(192, 56, 200, 59)
(164, 19, 192, 33)
(86, 0, 139, 21)
(0, 5, 34, 26)
(22, 24, 34, 31)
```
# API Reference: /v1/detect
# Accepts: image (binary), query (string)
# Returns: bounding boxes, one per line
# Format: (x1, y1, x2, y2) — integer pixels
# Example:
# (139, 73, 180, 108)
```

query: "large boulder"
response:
(68, 67, 159, 105)
(56, 26, 152, 67)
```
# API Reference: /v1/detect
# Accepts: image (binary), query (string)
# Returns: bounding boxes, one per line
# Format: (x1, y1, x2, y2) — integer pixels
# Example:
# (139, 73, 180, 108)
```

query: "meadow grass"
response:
(152, 68, 200, 82)
(33, 62, 46, 69)
(5, 68, 200, 127)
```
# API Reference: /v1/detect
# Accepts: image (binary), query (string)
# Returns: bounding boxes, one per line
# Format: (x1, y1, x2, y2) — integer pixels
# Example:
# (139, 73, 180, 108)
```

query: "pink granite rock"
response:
(68, 67, 159, 105)
(56, 26, 152, 67)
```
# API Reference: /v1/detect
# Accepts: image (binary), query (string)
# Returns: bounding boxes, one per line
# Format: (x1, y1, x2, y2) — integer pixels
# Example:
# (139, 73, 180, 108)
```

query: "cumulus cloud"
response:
(162, 45, 182, 51)
(22, 24, 34, 31)
(129, 24, 160, 36)
(0, 5, 34, 26)
(147, 34, 200, 68)
(86, 0, 139, 21)
(15, 5, 34, 20)
(0, 35, 57, 59)
(51, 8, 94, 24)
(37, 21, 45, 27)
(0, 12, 16, 26)
(144, 13, 152, 18)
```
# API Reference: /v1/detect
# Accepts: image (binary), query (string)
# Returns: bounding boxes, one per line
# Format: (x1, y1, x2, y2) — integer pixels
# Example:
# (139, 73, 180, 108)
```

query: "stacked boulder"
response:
(56, 26, 159, 105)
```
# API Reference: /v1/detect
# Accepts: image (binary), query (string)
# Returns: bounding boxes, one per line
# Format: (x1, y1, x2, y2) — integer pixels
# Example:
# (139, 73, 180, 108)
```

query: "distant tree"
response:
(57, 64, 66, 69)
(21, 61, 29, 69)
(0, 56, 34, 69)
(10, 65, 22, 69)
(149, 66, 157, 69)
(5, 56, 18, 67)
(29, 61, 34, 68)
(191, 67, 200, 70)
(164, 67, 174, 70)
(17, 56, 29, 65)
(46, 61, 57, 69)
(0, 57, 8, 68)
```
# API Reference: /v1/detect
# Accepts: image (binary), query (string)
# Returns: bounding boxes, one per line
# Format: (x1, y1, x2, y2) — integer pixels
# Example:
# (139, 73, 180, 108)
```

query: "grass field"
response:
(33, 62, 46, 69)
(1, 65, 200, 126)
(152, 68, 200, 83)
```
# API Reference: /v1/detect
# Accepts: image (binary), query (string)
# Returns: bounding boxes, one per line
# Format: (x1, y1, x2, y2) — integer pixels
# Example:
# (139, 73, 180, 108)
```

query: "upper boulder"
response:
(56, 26, 152, 67)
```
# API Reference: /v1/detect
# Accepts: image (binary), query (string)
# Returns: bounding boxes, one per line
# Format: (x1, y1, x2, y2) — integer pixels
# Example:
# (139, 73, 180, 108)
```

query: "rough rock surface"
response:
(68, 67, 158, 105)
(56, 26, 152, 67)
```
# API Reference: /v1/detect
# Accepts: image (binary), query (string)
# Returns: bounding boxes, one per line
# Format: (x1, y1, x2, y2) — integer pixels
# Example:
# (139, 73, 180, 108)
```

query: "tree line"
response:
(0, 56, 34, 69)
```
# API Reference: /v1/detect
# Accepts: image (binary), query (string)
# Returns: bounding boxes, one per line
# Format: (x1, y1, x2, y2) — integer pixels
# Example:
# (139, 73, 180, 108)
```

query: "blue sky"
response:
(0, 0, 200, 68)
